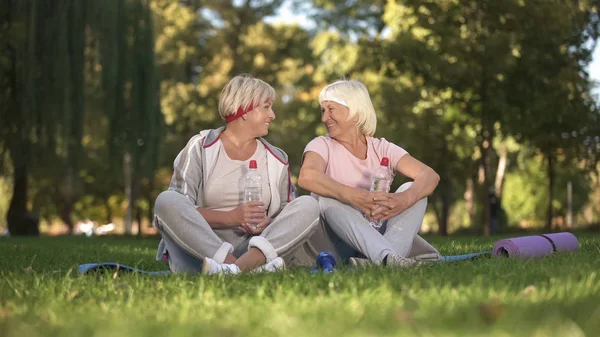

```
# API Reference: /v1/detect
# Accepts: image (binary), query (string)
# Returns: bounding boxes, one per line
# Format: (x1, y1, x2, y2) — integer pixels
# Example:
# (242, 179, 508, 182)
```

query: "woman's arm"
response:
(372, 154, 440, 221)
(298, 152, 354, 202)
(298, 152, 379, 217)
(168, 134, 205, 204)
(197, 204, 266, 229)
(395, 154, 440, 203)
(276, 164, 293, 213)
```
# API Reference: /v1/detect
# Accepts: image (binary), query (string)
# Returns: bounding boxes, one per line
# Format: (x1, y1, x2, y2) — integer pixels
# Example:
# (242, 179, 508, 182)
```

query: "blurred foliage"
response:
(503, 149, 591, 227)
(1, 0, 600, 235)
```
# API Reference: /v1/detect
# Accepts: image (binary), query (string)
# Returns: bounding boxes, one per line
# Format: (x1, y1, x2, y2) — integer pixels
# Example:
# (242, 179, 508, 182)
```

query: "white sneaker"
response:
(350, 254, 418, 268)
(251, 257, 286, 273)
(201, 257, 241, 275)
(385, 254, 419, 268)
(349, 257, 373, 268)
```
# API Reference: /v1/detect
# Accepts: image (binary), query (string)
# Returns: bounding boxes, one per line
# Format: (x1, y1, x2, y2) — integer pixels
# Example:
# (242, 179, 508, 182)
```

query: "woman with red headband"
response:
(153, 74, 319, 275)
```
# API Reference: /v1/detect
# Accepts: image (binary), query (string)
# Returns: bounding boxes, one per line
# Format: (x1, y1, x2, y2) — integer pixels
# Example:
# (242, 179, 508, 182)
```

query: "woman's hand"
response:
(347, 189, 382, 220)
(228, 202, 266, 226)
(239, 217, 271, 235)
(370, 191, 417, 222)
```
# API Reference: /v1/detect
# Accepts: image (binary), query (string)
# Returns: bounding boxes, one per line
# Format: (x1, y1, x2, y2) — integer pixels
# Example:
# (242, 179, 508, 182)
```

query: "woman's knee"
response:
(395, 182, 427, 208)
(293, 195, 320, 219)
(318, 196, 344, 212)
(395, 182, 414, 193)
(154, 190, 187, 216)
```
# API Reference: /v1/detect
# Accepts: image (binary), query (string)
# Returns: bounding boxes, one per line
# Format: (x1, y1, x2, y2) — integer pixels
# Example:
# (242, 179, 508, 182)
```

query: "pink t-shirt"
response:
(303, 136, 409, 191)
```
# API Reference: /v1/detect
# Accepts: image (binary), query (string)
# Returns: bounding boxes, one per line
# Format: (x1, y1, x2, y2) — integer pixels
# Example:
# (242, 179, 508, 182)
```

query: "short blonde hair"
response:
(218, 74, 276, 121)
(318, 79, 377, 136)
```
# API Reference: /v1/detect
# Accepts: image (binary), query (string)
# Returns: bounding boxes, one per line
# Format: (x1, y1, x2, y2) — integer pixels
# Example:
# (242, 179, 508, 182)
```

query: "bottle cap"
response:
(380, 157, 389, 167)
(249, 160, 257, 169)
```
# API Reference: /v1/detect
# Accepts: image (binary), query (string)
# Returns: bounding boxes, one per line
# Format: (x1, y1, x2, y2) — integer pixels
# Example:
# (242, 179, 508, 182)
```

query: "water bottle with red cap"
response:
(244, 160, 262, 229)
(369, 157, 392, 229)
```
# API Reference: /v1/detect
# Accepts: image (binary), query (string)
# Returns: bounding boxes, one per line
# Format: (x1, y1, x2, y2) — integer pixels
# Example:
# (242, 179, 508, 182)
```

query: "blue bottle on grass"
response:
(314, 251, 336, 274)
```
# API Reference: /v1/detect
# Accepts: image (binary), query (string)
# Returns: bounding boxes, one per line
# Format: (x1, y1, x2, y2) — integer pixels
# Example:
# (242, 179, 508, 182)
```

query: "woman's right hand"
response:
(228, 201, 266, 226)
(346, 188, 378, 220)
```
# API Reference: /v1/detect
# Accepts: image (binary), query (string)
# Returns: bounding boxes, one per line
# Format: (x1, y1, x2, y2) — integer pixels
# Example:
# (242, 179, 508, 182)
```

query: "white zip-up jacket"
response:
(155, 127, 296, 261)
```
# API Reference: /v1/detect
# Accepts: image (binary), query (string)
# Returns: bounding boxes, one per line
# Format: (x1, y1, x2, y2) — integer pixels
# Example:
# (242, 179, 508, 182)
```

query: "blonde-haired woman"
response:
(154, 74, 319, 275)
(298, 79, 442, 267)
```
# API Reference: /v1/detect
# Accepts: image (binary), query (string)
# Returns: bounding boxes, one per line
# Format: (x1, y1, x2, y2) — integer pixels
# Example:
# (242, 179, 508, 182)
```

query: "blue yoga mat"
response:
(442, 251, 491, 262)
(78, 262, 171, 276)
(78, 252, 490, 275)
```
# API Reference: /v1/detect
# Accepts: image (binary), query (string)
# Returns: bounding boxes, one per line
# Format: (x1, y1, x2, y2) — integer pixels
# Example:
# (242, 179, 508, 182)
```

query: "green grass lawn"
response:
(1, 234, 599, 337)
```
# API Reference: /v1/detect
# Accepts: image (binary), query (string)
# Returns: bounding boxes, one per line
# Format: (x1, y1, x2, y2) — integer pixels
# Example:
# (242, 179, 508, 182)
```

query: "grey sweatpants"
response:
(291, 182, 441, 266)
(153, 190, 320, 273)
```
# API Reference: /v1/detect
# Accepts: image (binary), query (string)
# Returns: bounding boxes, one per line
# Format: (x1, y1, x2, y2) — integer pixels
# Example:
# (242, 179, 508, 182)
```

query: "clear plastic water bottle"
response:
(244, 160, 262, 228)
(369, 157, 392, 229)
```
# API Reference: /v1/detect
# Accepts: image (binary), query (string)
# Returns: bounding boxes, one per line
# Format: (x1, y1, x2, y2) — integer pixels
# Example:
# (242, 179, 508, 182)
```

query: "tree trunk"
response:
(132, 177, 141, 237)
(124, 151, 132, 235)
(480, 134, 493, 236)
(146, 179, 155, 234)
(546, 151, 554, 231)
(105, 196, 113, 224)
(135, 202, 142, 238)
(465, 176, 476, 228)
(60, 0, 86, 235)
(60, 167, 74, 234)
(5, 3, 38, 236)
(439, 192, 450, 236)
(495, 145, 508, 200)
(567, 181, 573, 229)
(431, 187, 450, 236)
(7, 163, 39, 236)
(431, 196, 442, 235)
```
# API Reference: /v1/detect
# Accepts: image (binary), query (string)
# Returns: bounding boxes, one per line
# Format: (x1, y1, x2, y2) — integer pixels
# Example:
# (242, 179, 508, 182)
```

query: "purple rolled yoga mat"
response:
(492, 232, 579, 258)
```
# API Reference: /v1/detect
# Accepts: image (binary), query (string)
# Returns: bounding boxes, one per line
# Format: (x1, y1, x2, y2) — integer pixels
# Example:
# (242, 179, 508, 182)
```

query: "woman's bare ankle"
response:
(234, 248, 266, 272)
(224, 254, 237, 264)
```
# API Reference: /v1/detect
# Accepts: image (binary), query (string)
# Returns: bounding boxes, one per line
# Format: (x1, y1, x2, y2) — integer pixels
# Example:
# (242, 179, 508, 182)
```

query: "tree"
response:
(502, 0, 600, 230)
(380, 0, 599, 234)
(89, 0, 162, 235)
(153, 0, 318, 188)
(0, 0, 88, 235)
(503, 148, 591, 228)
(292, 0, 387, 37)
(0, 0, 162, 235)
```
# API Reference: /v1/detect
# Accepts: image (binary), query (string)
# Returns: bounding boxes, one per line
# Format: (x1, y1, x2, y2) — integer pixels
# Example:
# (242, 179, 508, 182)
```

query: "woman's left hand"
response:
(370, 191, 417, 222)
(239, 217, 271, 235)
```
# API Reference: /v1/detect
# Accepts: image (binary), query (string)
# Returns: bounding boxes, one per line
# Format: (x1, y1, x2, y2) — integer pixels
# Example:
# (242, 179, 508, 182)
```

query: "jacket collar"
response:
(202, 126, 288, 164)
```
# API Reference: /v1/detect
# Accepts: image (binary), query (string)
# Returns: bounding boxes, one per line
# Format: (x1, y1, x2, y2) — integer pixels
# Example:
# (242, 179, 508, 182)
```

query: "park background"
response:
(2, 2, 600, 337)
(1, 0, 600, 238)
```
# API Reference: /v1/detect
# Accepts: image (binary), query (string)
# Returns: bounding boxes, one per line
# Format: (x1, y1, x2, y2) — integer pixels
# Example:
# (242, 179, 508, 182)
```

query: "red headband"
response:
(225, 99, 271, 123)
